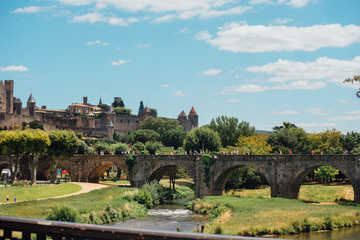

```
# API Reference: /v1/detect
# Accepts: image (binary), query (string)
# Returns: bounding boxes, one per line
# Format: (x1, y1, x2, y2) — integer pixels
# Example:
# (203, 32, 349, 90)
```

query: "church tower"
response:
(27, 93, 36, 117)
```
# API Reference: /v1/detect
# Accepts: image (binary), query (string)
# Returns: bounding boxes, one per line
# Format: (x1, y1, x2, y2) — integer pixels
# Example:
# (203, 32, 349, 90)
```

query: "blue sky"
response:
(1, 0, 360, 133)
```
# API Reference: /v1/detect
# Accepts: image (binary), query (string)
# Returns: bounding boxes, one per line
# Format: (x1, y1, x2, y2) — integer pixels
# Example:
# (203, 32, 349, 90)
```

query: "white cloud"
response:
(246, 56, 360, 84)
(250, 0, 273, 4)
(250, 0, 314, 8)
(279, 0, 313, 8)
(137, 43, 152, 48)
(339, 100, 348, 104)
(297, 123, 337, 128)
(110, 59, 130, 65)
(176, 27, 189, 34)
(173, 91, 185, 96)
(0, 65, 28, 72)
(345, 110, 360, 115)
(271, 110, 299, 115)
(86, 40, 109, 46)
(12, 5, 56, 13)
(203, 69, 222, 76)
(116, 47, 122, 51)
(220, 80, 326, 94)
(330, 116, 360, 121)
(307, 108, 331, 116)
(228, 99, 243, 103)
(271, 17, 293, 25)
(197, 23, 360, 53)
(70, 12, 139, 26)
(161, 84, 170, 88)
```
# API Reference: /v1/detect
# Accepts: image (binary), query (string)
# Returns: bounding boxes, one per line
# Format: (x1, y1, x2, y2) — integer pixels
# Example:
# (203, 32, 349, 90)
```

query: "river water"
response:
(113, 198, 205, 232)
(113, 198, 360, 239)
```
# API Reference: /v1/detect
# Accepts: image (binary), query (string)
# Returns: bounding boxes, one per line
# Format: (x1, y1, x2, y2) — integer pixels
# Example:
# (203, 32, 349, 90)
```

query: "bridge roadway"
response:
(2, 154, 360, 202)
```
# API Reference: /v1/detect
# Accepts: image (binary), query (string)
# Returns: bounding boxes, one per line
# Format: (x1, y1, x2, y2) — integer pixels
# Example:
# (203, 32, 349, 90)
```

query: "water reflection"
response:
(277, 226, 360, 240)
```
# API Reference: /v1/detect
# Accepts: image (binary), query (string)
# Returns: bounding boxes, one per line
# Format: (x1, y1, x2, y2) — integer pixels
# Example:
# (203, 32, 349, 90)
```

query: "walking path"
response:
(1, 182, 110, 204)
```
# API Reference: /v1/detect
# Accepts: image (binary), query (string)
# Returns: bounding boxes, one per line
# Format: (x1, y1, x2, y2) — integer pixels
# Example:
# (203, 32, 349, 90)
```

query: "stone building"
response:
(0, 80, 198, 137)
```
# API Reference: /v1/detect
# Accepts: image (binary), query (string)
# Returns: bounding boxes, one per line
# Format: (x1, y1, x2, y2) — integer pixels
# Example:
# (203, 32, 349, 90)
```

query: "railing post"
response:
(22, 231, 31, 240)
(36, 233, 46, 240)
(3, 229, 12, 239)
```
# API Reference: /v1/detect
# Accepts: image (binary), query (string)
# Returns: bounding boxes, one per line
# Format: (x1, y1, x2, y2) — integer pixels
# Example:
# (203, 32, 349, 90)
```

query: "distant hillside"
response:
(255, 130, 272, 134)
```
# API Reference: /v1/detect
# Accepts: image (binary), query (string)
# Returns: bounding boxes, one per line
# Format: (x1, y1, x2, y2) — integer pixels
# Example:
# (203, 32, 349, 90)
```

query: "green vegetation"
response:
(184, 127, 221, 152)
(0, 186, 147, 224)
(186, 195, 360, 236)
(139, 116, 183, 135)
(0, 183, 81, 203)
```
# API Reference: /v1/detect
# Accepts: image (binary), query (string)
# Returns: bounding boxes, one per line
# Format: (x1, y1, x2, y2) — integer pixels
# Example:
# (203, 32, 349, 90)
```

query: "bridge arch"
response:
(87, 160, 129, 183)
(147, 162, 196, 185)
(211, 157, 272, 196)
(291, 163, 355, 200)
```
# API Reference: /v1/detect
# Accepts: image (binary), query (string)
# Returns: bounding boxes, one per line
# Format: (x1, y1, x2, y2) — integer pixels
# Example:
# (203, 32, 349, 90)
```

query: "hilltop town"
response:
(0, 80, 198, 137)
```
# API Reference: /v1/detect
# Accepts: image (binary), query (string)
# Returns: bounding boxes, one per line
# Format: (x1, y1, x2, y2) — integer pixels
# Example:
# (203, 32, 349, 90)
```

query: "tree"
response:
(138, 101, 145, 115)
(98, 104, 110, 113)
(340, 131, 360, 153)
(161, 129, 186, 149)
(128, 129, 160, 144)
(47, 130, 79, 181)
(225, 166, 268, 190)
(139, 117, 182, 135)
(235, 134, 272, 154)
(272, 122, 297, 131)
(343, 75, 360, 99)
(93, 141, 112, 154)
(113, 107, 132, 115)
(24, 129, 51, 184)
(144, 141, 163, 154)
(0, 131, 27, 179)
(183, 127, 221, 152)
(267, 123, 310, 154)
(208, 116, 255, 147)
(113, 143, 129, 155)
(150, 108, 158, 117)
(29, 120, 44, 130)
(314, 166, 339, 183)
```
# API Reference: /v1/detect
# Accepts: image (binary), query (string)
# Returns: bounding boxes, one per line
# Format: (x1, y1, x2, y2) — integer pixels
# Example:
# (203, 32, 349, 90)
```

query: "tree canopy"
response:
(113, 107, 132, 115)
(128, 129, 160, 144)
(139, 116, 182, 135)
(161, 129, 186, 149)
(208, 116, 255, 147)
(183, 127, 221, 152)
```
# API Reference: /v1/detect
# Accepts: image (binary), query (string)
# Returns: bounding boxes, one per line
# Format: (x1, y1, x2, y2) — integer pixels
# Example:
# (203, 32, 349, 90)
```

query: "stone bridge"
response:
(3, 154, 360, 202)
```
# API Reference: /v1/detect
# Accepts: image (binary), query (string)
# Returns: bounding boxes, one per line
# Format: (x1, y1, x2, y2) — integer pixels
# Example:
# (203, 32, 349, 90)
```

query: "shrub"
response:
(134, 190, 153, 209)
(47, 206, 79, 222)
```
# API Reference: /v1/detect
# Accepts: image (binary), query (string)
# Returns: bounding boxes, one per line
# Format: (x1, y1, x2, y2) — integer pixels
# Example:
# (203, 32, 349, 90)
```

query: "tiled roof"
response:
(178, 110, 187, 118)
(188, 106, 198, 116)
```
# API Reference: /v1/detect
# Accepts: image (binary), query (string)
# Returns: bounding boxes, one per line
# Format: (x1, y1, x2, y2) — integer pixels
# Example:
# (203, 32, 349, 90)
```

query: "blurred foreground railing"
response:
(0, 216, 280, 240)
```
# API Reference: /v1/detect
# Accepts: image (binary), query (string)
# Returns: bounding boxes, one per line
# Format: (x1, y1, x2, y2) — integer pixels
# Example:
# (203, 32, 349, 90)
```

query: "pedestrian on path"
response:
(6, 194, 9, 202)
(196, 224, 200, 233)
(13, 195, 16, 203)
(201, 224, 205, 233)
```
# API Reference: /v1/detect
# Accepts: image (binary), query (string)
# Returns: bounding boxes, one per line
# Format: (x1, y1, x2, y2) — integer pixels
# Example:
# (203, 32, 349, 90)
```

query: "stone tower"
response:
(13, 97, 22, 115)
(27, 93, 36, 117)
(4, 80, 14, 114)
(188, 107, 198, 130)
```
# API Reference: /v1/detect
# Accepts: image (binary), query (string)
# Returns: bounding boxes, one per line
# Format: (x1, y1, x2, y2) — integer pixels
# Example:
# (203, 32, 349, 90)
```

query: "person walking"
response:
(196, 224, 200, 233)
(201, 224, 205, 233)
(6, 194, 9, 202)
(13, 195, 16, 203)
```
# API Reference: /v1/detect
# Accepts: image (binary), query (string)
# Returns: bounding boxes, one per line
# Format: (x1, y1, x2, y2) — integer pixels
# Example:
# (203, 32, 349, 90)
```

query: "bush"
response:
(134, 190, 153, 209)
(113, 143, 129, 155)
(47, 206, 79, 222)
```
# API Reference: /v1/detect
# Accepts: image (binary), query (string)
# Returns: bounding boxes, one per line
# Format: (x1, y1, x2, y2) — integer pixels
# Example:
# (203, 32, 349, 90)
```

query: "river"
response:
(113, 198, 360, 239)
(113, 198, 205, 232)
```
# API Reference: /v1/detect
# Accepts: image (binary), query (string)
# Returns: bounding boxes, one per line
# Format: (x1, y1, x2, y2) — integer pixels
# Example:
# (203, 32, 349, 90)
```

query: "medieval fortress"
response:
(0, 80, 198, 137)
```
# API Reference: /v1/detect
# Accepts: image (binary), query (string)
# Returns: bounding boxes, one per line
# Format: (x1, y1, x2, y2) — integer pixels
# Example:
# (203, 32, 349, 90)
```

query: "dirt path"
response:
(1, 182, 110, 204)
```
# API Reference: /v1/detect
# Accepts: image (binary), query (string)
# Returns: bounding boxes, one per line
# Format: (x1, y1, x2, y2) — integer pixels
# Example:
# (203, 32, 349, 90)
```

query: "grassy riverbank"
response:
(0, 183, 82, 203)
(0, 186, 147, 223)
(186, 184, 360, 236)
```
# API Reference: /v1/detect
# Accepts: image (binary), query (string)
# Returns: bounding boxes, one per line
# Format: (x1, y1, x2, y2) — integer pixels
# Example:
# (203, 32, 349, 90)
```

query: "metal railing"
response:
(0, 216, 279, 240)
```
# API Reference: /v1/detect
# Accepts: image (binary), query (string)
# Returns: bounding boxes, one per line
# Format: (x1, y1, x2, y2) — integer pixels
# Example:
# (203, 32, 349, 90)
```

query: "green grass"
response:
(187, 184, 359, 236)
(228, 183, 354, 203)
(0, 183, 82, 203)
(0, 186, 145, 221)
(99, 180, 131, 185)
